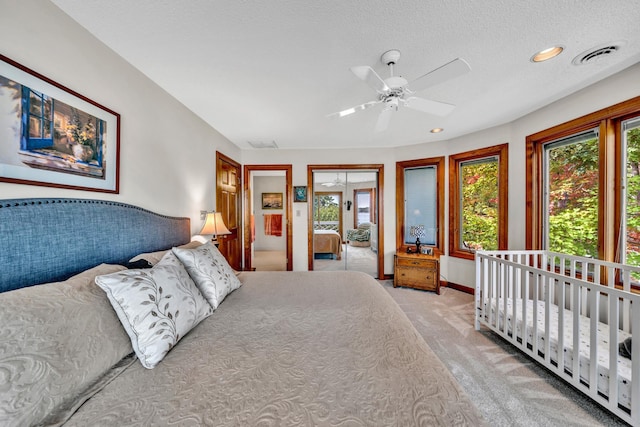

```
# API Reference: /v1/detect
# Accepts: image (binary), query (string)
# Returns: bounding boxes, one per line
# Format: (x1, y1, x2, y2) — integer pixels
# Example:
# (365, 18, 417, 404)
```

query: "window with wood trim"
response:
(526, 96, 640, 270)
(449, 144, 508, 260)
(396, 157, 444, 254)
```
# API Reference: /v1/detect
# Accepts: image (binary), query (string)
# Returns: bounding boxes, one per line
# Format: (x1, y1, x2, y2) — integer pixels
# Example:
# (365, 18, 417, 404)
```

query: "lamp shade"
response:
(199, 211, 231, 236)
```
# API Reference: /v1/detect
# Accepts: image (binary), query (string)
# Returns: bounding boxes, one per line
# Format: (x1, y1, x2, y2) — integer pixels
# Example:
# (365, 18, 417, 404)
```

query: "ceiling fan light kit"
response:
(329, 49, 471, 132)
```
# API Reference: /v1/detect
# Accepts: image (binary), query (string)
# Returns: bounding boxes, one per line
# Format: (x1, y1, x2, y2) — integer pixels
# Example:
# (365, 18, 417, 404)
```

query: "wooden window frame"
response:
(526, 96, 640, 264)
(396, 157, 445, 254)
(449, 144, 509, 260)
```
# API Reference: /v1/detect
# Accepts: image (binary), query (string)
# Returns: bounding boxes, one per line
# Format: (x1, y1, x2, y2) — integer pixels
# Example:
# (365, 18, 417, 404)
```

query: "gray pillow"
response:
(0, 264, 133, 427)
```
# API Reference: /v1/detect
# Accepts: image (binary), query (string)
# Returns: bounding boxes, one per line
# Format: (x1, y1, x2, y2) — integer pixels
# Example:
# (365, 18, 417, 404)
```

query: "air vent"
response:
(572, 42, 624, 65)
(247, 140, 278, 149)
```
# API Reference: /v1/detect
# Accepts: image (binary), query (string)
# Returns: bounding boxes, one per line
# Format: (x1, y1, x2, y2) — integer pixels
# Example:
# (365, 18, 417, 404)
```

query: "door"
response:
(216, 151, 242, 270)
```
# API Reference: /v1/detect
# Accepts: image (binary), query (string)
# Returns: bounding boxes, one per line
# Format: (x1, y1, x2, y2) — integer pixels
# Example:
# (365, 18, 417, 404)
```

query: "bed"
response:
(475, 250, 640, 425)
(1, 198, 484, 426)
(313, 229, 342, 260)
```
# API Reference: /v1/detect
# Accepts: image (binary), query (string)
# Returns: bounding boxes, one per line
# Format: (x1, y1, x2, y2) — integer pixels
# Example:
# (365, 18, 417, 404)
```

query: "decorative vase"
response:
(72, 144, 94, 162)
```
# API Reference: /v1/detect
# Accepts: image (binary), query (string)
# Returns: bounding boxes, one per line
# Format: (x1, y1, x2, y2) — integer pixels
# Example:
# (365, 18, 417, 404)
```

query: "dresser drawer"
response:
(396, 256, 436, 269)
(396, 268, 437, 288)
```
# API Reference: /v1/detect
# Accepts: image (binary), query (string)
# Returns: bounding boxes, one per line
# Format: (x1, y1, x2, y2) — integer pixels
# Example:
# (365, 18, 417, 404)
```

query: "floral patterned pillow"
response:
(95, 251, 213, 369)
(172, 242, 242, 309)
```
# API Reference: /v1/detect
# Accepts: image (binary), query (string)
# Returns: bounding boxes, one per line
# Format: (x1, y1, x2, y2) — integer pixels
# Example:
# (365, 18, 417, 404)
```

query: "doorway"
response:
(243, 164, 293, 271)
(307, 164, 384, 278)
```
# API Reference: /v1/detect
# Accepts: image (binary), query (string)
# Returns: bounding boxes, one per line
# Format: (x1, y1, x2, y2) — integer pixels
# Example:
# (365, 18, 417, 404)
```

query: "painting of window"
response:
(0, 54, 119, 193)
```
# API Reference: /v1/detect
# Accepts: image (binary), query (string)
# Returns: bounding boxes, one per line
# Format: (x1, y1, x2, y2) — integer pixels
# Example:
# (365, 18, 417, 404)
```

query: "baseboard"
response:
(446, 281, 475, 295)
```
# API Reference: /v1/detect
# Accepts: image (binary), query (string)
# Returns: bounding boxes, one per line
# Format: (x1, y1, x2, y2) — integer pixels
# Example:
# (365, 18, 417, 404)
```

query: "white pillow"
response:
(172, 242, 242, 309)
(95, 251, 213, 369)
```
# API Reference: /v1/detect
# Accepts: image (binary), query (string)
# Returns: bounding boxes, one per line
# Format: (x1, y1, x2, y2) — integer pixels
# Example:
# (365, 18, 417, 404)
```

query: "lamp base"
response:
(415, 237, 421, 254)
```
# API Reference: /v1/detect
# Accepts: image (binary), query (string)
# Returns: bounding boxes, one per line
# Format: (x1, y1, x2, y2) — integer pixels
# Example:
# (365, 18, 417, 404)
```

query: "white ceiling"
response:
(51, 0, 640, 150)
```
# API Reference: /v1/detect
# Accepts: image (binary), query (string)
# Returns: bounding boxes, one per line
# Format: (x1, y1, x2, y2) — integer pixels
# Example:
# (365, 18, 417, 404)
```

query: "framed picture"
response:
(294, 186, 307, 202)
(0, 54, 120, 193)
(421, 246, 433, 256)
(262, 192, 283, 209)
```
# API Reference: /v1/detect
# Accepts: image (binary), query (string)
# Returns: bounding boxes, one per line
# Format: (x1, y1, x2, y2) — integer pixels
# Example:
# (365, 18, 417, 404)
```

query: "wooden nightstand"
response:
(393, 252, 440, 294)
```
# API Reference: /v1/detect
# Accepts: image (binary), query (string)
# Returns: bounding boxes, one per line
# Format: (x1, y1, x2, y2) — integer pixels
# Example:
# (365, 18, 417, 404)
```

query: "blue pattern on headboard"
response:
(0, 198, 190, 292)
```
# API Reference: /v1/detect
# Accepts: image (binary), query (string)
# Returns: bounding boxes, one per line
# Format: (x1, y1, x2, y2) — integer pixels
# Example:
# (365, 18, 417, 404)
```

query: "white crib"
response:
(475, 250, 640, 425)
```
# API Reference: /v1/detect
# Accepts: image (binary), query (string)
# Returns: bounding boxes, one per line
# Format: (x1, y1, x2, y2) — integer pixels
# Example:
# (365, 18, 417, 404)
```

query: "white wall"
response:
(0, 0, 240, 234)
(253, 176, 287, 251)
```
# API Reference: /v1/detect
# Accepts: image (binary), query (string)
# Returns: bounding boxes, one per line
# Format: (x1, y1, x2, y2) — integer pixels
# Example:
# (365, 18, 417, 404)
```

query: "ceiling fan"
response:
(328, 49, 471, 132)
(321, 173, 346, 187)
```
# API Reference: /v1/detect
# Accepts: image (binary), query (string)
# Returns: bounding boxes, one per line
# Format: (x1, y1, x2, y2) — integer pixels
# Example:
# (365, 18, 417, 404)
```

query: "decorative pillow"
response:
(0, 264, 134, 427)
(172, 242, 243, 309)
(95, 251, 213, 369)
(128, 240, 203, 266)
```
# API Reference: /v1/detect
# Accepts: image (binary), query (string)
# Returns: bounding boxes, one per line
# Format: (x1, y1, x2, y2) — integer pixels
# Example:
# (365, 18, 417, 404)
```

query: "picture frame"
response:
(0, 54, 120, 193)
(294, 185, 307, 202)
(421, 246, 433, 256)
(262, 192, 283, 209)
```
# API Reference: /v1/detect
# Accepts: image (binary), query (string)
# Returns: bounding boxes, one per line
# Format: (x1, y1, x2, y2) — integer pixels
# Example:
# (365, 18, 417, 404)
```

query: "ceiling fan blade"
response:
(350, 66, 389, 94)
(326, 100, 380, 119)
(374, 106, 393, 133)
(405, 96, 455, 116)
(407, 58, 471, 93)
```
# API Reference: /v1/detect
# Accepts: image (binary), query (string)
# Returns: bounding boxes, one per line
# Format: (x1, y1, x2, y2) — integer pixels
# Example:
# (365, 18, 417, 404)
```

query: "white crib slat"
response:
(509, 264, 517, 344)
(475, 256, 482, 331)
(607, 293, 619, 412)
(544, 274, 551, 364)
(588, 290, 599, 396)
(632, 303, 640, 426)
(521, 266, 528, 352)
(556, 279, 565, 376)
(571, 282, 581, 388)
(532, 273, 539, 357)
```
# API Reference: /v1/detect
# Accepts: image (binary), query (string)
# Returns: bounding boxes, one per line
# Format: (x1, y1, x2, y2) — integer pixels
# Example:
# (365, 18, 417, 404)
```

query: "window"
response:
(526, 96, 640, 270)
(543, 130, 599, 257)
(622, 117, 640, 267)
(354, 188, 374, 227)
(23, 87, 53, 149)
(449, 144, 508, 260)
(396, 157, 444, 253)
(313, 191, 342, 235)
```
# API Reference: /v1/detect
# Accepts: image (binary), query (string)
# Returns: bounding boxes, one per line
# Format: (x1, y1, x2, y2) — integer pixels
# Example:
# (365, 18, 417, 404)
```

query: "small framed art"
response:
(262, 192, 283, 209)
(294, 186, 307, 202)
(421, 246, 434, 256)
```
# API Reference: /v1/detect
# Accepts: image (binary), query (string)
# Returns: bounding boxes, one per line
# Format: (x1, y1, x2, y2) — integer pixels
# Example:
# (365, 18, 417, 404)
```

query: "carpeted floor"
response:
(381, 281, 628, 427)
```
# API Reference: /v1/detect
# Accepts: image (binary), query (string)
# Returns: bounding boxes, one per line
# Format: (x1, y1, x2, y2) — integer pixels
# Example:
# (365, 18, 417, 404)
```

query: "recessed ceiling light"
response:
(430, 128, 444, 133)
(531, 46, 564, 63)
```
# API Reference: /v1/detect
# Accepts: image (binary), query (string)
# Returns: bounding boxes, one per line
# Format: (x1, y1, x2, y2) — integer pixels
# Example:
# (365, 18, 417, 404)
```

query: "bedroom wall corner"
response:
(0, 0, 241, 237)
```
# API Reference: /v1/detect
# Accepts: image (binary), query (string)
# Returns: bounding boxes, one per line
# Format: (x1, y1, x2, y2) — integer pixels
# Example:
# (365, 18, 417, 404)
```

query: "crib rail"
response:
(475, 250, 640, 425)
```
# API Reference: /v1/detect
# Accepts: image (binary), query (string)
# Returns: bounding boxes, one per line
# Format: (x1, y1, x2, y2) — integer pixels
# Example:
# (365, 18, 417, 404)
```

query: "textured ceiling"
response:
(51, 0, 640, 150)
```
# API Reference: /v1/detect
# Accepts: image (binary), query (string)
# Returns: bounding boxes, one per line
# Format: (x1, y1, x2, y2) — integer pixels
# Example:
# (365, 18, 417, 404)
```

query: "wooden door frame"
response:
(243, 164, 293, 271)
(307, 164, 386, 278)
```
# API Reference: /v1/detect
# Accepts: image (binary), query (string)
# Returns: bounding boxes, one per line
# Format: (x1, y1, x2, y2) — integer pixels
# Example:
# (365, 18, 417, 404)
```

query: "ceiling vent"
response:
(247, 140, 278, 149)
(572, 42, 624, 65)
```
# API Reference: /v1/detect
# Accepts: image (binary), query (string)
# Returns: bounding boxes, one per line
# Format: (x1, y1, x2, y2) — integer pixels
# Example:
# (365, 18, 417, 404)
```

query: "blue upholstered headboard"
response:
(0, 198, 190, 292)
